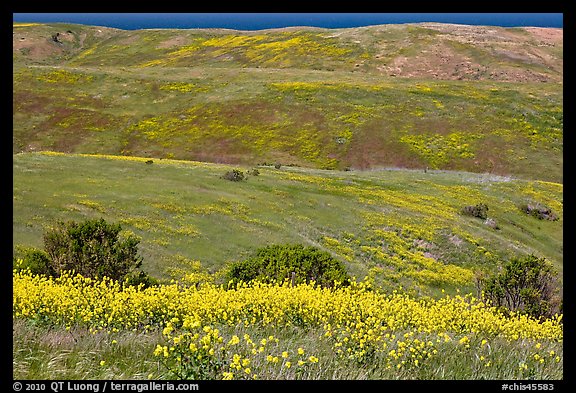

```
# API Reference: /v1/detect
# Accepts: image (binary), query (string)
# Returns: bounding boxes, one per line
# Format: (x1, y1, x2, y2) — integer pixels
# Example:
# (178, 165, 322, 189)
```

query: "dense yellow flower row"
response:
(13, 270, 562, 342)
(38, 151, 220, 169)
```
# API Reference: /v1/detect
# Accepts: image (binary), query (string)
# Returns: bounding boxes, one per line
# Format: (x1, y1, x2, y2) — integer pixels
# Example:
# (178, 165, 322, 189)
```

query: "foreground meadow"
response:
(13, 270, 563, 380)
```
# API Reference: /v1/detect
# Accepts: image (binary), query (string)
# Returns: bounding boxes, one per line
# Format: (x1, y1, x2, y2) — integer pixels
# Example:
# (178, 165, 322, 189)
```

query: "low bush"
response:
(225, 244, 350, 288)
(13, 245, 53, 276)
(478, 254, 561, 320)
(124, 270, 159, 288)
(222, 169, 245, 182)
(461, 203, 489, 219)
(519, 203, 558, 221)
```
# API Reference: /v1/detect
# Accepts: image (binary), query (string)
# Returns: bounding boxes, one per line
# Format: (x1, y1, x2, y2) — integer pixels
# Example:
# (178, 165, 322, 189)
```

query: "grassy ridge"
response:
(13, 152, 563, 297)
(13, 23, 563, 182)
(13, 23, 563, 81)
(13, 65, 563, 181)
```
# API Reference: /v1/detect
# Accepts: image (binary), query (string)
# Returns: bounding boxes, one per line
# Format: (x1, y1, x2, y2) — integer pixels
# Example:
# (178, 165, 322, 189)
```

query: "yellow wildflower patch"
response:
(13, 270, 562, 342)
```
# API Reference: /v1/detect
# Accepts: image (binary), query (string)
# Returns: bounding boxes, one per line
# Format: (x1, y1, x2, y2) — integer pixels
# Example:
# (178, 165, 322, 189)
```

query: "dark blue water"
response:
(12, 13, 563, 30)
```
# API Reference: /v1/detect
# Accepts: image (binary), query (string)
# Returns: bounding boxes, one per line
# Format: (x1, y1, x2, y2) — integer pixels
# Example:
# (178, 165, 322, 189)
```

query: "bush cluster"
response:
(14, 218, 152, 285)
(460, 203, 489, 219)
(225, 244, 350, 288)
(43, 218, 143, 280)
(222, 169, 245, 182)
(478, 254, 561, 320)
(519, 203, 559, 221)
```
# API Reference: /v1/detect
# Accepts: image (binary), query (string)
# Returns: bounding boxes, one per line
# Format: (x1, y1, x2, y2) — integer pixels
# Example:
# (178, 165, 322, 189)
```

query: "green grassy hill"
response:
(13, 22, 563, 182)
(13, 152, 563, 297)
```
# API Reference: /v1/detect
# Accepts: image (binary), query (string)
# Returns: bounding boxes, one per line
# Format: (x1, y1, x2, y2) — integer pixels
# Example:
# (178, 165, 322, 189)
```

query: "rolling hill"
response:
(13, 22, 563, 182)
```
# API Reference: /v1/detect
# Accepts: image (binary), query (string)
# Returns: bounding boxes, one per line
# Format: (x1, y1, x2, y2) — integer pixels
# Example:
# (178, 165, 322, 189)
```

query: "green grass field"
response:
(13, 318, 563, 380)
(13, 151, 563, 296)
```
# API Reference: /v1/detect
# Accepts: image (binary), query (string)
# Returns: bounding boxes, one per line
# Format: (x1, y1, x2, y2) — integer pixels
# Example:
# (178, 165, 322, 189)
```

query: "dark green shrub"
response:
(43, 218, 143, 281)
(519, 203, 559, 221)
(13, 246, 54, 276)
(221, 169, 245, 182)
(478, 254, 561, 320)
(225, 244, 350, 288)
(461, 203, 488, 219)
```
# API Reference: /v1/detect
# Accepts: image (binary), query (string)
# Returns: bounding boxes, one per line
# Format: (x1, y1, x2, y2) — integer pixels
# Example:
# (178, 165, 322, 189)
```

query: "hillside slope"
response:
(13, 152, 563, 297)
(13, 22, 563, 182)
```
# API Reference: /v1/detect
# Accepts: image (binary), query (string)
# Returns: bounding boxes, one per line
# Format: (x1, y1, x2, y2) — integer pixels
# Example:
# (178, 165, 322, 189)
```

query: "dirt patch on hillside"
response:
(13, 33, 64, 59)
(157, 35, 190, 49)
(523, 27, 563, 45)
(13, 91, 52, 114)
(115, 34, 143, 46)
(376, 23, 563, 82)
(380, 42, 484, 80)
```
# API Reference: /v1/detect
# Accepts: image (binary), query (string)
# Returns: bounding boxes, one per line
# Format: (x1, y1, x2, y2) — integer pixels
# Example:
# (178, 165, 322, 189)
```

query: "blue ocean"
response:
(12, 13, 563, 30)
